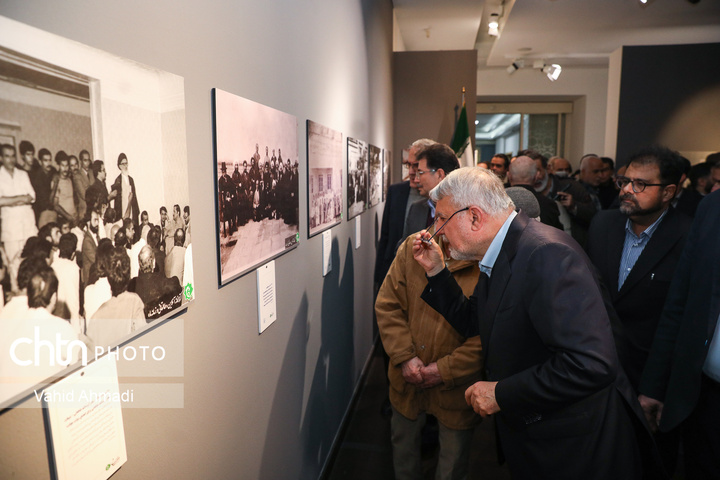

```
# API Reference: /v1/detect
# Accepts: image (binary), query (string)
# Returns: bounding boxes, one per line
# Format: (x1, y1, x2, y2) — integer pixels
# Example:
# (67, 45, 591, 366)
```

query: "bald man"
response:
(134, 245, 182, 320)
(507, 156, 562, 229)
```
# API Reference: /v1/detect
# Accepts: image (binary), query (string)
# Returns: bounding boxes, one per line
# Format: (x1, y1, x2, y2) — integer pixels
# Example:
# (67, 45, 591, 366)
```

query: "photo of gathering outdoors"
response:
(213, 88, 299, 285)
(0, 19, 193, 407)
(306, 120, 343, 238)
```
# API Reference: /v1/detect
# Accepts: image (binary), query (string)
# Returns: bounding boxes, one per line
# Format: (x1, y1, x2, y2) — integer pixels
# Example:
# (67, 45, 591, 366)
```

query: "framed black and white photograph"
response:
(0, 16, 193, 408)
(382, 148, 391, 201)
(213, 88, 299, 286)
(346, 137, 368, 219)
(306, 120, 343, 238)
(368, 144, 382, 208)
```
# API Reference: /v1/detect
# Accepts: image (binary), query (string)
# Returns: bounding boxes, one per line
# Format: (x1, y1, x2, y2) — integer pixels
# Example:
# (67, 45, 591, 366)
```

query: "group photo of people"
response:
(347, 137, 369, 219)
(307, 120, 344, 238)
(213, 88, 300, 284)
(218, 143, 299, 238)
(0, 141, 192, 402)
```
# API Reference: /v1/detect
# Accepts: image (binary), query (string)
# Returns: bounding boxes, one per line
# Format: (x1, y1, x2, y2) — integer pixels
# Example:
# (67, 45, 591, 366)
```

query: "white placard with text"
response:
(355, 216, 361, 249)
(257, 261, 278, 333)
(322, 230, 332, 276)
(44, 355, 127, 480)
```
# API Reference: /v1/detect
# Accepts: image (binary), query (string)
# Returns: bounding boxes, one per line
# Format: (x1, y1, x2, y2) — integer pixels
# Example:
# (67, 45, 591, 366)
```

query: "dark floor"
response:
(324, 342, 512, 480)
(324, 341, 688, 480)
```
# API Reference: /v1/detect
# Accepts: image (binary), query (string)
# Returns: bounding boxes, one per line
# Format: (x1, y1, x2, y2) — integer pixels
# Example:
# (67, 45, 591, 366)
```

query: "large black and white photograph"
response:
(306, 120, 343, 238)
(346, 137, 368, 219)
(382, 148, 391, 201)
(368, 144, 382, 208)
(213, 88, 299, 285)
(0, 16, 193, 407)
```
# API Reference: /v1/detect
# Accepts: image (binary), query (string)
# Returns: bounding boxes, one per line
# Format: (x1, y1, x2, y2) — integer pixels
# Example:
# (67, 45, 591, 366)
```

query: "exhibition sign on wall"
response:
(212, 88, 299, 286)
(0, 15, 194, 408)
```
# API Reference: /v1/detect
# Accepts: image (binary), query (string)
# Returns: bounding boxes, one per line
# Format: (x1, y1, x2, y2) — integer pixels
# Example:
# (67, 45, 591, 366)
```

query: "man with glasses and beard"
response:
(586, 146, 691, 475)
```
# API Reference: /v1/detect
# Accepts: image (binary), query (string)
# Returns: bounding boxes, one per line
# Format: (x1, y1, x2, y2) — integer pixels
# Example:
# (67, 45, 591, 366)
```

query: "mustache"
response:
(620, 193, 636, 203)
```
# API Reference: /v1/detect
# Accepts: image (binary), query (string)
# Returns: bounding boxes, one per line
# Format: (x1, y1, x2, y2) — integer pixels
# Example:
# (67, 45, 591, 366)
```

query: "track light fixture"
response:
(506, 59, 560, 82)
(506, 59, 524, 74)
(531, 60, 562, 81)
(542, 64, 562, 81)
(488, 13, 500, 37)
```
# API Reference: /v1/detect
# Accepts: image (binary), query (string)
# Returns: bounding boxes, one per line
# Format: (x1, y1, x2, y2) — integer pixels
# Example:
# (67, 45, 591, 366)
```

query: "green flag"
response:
(451, 102, 474, 167)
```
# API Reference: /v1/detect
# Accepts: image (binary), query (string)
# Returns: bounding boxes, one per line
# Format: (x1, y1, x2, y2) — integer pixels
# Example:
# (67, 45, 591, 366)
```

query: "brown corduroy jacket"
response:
(375, 234, 483, 430)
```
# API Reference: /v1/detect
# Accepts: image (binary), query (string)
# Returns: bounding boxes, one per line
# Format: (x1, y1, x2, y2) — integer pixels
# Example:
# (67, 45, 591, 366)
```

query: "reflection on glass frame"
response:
(0, 16, 193, 409)
(346, 137, 368, 220)
(306, 120, 343, 238)
(212, 88, 299, 285)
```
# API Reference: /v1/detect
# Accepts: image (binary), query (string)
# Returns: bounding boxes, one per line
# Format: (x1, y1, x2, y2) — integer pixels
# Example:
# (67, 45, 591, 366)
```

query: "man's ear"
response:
(468, 206, 484, 231)
(663, 184, 678, 202)
(436, 168, 446, 180)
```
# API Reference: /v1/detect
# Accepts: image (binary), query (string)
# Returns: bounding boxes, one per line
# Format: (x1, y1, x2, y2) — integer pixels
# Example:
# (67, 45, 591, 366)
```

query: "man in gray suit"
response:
(402, 144, 460, 239)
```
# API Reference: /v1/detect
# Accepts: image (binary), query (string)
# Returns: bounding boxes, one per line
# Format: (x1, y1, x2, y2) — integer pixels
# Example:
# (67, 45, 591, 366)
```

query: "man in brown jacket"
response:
(376, 233, 482, 480)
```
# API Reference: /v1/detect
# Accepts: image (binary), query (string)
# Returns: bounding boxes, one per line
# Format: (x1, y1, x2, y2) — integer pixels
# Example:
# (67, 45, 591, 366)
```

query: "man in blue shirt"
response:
(413, 167, 663, 479)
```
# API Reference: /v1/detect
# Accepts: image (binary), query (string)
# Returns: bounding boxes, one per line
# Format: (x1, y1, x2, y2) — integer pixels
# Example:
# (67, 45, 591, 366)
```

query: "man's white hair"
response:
(430, 167, 514, 216)
(409, 138, 436, 150)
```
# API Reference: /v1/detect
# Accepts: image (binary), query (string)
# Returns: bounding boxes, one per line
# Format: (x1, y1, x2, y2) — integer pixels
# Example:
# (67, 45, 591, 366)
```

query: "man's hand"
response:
(465, 381, 500, 417)
(401, 356, 425, 385)
(638, 394, 664, 433)
(419, 362, 442, 389)
(412, 231, 445, 277)
(556, 191, 575, 210)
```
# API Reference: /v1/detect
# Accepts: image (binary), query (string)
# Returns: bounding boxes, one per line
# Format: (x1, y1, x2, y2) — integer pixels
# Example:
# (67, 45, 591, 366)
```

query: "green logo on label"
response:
(184, 283, 194, 300)
(295, 233, 300, 242)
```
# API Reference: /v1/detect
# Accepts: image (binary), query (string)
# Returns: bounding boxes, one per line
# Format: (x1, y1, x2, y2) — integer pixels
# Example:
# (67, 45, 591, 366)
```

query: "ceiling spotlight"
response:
(542, 64, 562, 82)
(506, 59, 524, 75)
(488, 13, 500, 36)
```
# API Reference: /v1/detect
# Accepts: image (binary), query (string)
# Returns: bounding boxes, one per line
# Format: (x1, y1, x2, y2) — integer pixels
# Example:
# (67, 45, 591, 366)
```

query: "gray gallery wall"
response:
(0, 0, 392, 479)
(615, 43, 720, 167)
(392, 50, 477, 181)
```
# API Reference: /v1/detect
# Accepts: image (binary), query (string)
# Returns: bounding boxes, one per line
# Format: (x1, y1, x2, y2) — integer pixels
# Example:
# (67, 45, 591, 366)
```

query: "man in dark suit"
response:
(402, 143, 460, 238)
(639, 190, 720, 479)
(412, 167, 663, 479)
(81, 209, 101, 288)
(587, 146, 692, 390)
(506, 155, 562, 229)
(373, 139, 434, 287)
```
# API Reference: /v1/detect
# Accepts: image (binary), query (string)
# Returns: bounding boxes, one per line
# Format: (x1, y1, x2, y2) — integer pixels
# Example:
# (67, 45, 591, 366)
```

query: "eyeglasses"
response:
(404, 162, 419, 171)
(422, 207, 469, 244)
(615, 175, 667, 193)
(416, 168, 437, 176)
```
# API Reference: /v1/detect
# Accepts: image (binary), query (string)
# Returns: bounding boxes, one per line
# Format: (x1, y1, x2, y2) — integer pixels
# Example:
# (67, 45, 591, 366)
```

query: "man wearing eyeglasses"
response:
(401, 144, 460, 240)
(375, 157, 480, 479)
(587, 146, 691, 390)
(586, 146, 691, 475)
(374, 138, 435, 288)
(413, 167, 665, 479)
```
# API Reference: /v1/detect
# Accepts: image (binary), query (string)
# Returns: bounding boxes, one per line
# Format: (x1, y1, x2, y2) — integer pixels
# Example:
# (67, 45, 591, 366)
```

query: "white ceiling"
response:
(393, 0, 720, 68)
